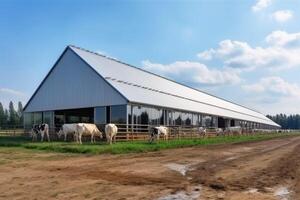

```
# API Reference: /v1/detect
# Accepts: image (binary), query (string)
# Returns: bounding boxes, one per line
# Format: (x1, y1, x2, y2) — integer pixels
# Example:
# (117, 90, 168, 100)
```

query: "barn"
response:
(23, 45, 280, 132)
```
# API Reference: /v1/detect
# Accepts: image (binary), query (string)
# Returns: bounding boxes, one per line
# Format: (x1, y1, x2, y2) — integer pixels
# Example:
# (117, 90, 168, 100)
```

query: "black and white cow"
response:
(31, 124, 50, 142)
(149, 126, 168, 143)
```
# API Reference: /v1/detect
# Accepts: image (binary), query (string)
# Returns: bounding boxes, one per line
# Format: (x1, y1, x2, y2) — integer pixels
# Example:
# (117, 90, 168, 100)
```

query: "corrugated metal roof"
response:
(69, 45, 280, 127)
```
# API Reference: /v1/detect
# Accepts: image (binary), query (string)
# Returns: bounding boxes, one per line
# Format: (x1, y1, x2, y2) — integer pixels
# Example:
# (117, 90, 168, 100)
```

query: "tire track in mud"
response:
(188, 137, 300, 195)
(44, 163, 190, 192)
(227, 143, 300, 191)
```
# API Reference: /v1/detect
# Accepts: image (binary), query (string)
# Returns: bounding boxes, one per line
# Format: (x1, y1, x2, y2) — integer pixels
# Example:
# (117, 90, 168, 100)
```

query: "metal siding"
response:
(25, 49, 127, 112)
(70, 46, 279, 127)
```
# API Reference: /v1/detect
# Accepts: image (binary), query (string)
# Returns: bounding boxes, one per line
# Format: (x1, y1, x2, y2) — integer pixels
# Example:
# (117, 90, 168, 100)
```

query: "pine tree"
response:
(0, 102, 4, 127)
(8, 101, 17, 126)
(267, 114, 300, 129)
(4, 109, 8, 126)
(17, 101, 23, 126)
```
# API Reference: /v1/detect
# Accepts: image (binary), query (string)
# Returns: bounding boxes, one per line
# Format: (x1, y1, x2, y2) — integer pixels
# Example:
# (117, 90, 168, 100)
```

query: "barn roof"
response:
(68, 45, 280, 127)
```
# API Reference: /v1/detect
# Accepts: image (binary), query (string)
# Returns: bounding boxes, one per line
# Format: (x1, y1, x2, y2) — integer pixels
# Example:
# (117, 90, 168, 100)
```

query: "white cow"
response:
(149, 126, 169, 143)
(198, 127, 207, 137)
(105, 124, 118, 145)
(215, 128, 224, 136)
(57, 124, 78, 142)
(225, 126, 242, 136)
(31, 124, 50, 142)
(76, 123, 103, 144)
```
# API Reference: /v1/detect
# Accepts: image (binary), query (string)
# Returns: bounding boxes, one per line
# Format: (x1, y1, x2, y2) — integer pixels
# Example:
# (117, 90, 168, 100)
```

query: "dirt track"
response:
(1, 136, 300, 200)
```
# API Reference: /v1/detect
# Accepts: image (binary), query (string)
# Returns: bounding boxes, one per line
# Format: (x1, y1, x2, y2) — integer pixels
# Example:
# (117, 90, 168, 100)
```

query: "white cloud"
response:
(142, 60, 241, 85)
(242, 76, 300, 98)
(266, 30, 300, 47)
(197, 49, 215, 60)
(0, 88, 25, 96)
(252, 0, 272, 12)
(197, 31, 300, 71)
(242, 95, 300, 115)
(0, 87, 27, 109)
(196, 30, 300, 114)
(241, 77, 300, 114)
(271, 10, 293, 23)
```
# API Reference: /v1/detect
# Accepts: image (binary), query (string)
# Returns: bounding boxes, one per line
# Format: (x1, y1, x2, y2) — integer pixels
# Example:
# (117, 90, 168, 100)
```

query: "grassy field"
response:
(0, 133, 299, 155)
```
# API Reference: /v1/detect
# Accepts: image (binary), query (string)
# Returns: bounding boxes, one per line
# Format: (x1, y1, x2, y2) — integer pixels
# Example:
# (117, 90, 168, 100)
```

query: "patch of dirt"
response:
(1, 136, 300, 199)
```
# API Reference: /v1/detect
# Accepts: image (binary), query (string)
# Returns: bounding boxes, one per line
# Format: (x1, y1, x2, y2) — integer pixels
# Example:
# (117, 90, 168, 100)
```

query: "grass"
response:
(0, 136, 32, 147)
(0, 133, 299, 155)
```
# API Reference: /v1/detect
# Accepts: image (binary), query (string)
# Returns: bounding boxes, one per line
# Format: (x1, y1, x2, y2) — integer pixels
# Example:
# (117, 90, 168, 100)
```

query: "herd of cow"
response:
(31, 123, 118, 145)
(31, 123, 253, 145)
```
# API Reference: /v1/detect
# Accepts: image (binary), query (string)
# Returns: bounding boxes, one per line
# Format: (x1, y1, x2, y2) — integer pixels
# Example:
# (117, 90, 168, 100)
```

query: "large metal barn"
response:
(23, 45, 280, 134)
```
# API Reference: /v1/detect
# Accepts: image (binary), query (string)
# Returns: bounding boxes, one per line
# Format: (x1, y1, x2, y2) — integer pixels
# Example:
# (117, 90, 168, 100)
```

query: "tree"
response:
(267, 114, 300, 129)
(8, 101, 17, 126)
(17, 101, 23, 125)
(0, 102, 4, 127)
(4, 109, 8, 126)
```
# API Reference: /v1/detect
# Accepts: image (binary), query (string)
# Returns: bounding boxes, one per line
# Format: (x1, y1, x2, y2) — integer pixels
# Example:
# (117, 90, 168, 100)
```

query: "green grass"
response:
(0, 136, 32, 147)
(0, 133, 299, 155)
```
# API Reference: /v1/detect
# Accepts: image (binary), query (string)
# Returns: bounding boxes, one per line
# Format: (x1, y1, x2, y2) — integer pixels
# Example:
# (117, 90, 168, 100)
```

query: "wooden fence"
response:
(0, 129, 25, 136)
(0, 125, 26, 136)
(0, 124, 279, 142)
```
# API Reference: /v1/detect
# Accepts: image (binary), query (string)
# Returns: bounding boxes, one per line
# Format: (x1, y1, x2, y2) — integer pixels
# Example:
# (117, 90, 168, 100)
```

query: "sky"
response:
(0, 0, 300, 115)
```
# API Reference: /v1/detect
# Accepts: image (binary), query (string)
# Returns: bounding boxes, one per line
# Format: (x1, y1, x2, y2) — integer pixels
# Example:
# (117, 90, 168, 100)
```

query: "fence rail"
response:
(0, 129, 25, 136)
(0, 125, 25, 136)
(0, 123, 285, 142)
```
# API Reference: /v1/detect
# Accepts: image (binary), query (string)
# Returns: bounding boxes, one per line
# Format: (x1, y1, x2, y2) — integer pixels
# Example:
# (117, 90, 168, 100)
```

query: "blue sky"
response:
(1, 0, 300, 114)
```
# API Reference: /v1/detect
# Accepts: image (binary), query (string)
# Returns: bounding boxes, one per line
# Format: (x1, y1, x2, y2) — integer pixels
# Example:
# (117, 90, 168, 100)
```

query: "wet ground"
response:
(1, 136, 300, 200)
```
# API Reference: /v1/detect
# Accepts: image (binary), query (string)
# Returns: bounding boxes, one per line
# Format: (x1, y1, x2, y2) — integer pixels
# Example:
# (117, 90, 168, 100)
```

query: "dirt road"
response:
(1, 136, 300, 200)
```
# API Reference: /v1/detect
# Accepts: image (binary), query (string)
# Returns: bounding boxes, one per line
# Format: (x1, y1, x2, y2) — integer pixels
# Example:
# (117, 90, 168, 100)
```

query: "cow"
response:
(215, 128, 224, 136)
(105, 124, 118, 145)
(76, 123, 103, 144)
(198, 127, 207, 137)
(225, 126, 242, 136)
(31, 124, 39, 142)
(31, 124, 50, 142)
(149, 126, 169, 143)
(276, 129, 282, 133)
(57, 124, 78, 142)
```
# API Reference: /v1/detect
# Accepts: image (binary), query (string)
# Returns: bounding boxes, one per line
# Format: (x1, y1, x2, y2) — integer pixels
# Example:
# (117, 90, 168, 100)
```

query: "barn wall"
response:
(24, 49, 127, 112)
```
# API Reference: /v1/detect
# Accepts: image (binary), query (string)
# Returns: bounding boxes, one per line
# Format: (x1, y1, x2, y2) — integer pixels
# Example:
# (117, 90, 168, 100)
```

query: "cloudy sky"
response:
(0, 0, 300, 114)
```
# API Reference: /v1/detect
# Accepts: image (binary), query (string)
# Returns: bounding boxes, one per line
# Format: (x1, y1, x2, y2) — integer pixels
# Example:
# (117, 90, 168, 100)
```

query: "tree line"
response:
(267, 114, 300, 130)
(0, 101, 23, 128)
